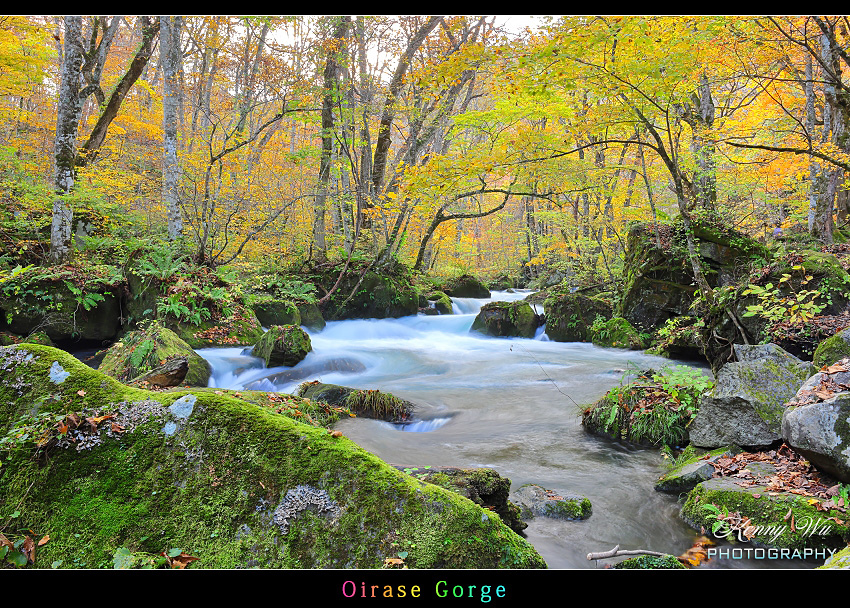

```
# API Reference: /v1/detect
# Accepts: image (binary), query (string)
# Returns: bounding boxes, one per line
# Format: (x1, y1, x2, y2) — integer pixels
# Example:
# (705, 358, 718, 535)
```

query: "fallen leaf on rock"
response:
(168, 552, 200, 569)
(86, 414, 115, 430)
(0, 533, 13, 551)
(22, 536, 34, 563)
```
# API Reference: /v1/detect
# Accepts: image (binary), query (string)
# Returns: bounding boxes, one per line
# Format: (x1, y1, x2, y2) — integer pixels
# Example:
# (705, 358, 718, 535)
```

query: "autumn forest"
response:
(0, 16, 846, 282)
(3, 16, 850, 572)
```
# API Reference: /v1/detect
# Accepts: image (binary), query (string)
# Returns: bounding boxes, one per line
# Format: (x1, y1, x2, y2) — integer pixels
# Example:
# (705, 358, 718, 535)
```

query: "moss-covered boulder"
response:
(582, 367, 708, 448)
(426, 291, 453, 315)
(395, 466, 525, 534)
(98, 321, 211, 387)
(470, 301, 540, 338)
(618, 222, 694, 333)
(590, 316, 647, 350)
(654, 446, 742, 494)
(295, 300, 325, 331)
(0, 344, 546, 569)
(813, 328, 850, 368)
(543, 289, 613, 342)
(252, 325, 312, 368)
(681, 476, 850, 550)
(442, 274, 490, 299)
(509, 484, 592, 521)
(0, 264, 124, 342)
(297, 381, 413, 423)
(0, 331, 54, 347)
(618, 220, 768, 338)
(689, 344, 812, 449)
(322, 269, 418, 321)
(251, 298, 301, 328)
(782, 360, 850, 483)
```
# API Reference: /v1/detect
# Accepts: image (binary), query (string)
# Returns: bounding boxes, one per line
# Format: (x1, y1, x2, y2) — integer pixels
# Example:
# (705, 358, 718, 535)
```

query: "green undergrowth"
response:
(582, 365, 714, 448)
(0, 344, 545, 569)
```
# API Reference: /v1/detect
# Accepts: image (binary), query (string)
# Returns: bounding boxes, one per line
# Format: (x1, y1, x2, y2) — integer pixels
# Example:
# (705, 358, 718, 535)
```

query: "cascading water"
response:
(198, 290, 807, 569)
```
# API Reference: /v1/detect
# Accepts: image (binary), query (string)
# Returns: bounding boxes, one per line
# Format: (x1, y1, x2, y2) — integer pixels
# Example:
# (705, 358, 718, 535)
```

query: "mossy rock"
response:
(295, 300, 325, 331)
(0, 344, 546, 569)
(470, 301, 539, 338)
(582, 379, 697, 448)
(818, 545, 850, 569)
(251, 298, 301, 328)
(509, 484, 592, 521)
(543, 290, 613, 342)
(98, 321, 211, 387)
(396, 466, 526, 534)
(442, 274, 490, 299)
(171, 305, 264, 349)
(252, 325, 312, 368)
(426, 291, 453, 315)
(681, 476, 850, 550)
(0, 331, 54, 347)
(612, 554, 687, 569)
(689, 345, 812, 449)
(654, 446, 742, 494)
(297, 381, 413, 423)
(590, 317, 647, 350)
(323, 270, 418, 320)
(0, 264, 124, 342)
(813, 328, 850, 368)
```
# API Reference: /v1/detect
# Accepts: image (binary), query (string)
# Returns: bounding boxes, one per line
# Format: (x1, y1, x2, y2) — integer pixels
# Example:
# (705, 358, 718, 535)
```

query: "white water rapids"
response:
(197, 290, 808, 569)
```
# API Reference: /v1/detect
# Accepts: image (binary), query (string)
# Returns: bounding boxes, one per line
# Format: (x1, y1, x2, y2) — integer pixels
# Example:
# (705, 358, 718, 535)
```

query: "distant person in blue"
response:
(773, 225, 783, 238)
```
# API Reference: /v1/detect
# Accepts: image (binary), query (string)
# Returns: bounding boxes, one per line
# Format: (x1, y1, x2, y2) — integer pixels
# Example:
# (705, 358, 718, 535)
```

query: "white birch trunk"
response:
(161, 16, 183, 241)
(50, 16, 84, 264)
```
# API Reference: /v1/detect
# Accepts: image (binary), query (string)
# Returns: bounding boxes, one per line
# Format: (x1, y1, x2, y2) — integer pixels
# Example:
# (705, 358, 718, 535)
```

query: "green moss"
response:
(252, 325, 311, 367)
(681, 478, 850, 550)
(471, 300, 538, 338)
(172, 305, 264, 348)
(813, 330, 850, 368)
(590, 316, 646, 349)
(613, 554, 686, 569)
(98, 320, 211, 387)
(251, 298, 301, 327)
(0, 344, 546, 569)
(426, 291, 453, 315)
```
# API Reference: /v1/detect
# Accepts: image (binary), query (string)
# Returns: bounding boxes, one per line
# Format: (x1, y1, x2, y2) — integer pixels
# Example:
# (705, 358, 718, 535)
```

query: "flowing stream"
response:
(198, 290, 807, 569)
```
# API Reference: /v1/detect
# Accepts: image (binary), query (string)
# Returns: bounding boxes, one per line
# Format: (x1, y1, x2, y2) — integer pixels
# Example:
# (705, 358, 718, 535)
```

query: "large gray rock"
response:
(470, 301, 540, 338)
(782, 359, 850, 483)
(509, 484, 592, 521)
(689, 344, 812, 449)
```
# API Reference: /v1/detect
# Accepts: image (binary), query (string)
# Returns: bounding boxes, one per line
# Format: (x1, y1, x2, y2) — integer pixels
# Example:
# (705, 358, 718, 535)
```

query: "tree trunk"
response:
(50, 16, 85, 265)
(314, 16, 351, 260)
(161, 16, 183, 241)
(77, 17, 161, 166)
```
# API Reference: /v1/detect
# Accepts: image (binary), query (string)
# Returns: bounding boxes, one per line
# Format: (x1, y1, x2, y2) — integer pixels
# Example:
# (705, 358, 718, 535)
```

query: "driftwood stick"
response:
(586, 545, 670, 561)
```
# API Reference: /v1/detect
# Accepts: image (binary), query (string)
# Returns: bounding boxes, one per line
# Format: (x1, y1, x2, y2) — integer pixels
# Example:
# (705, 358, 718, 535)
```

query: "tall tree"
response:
(50, 16, 85, 264)
(161, 15, 183, 241)
(76, 17, 161, 166)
